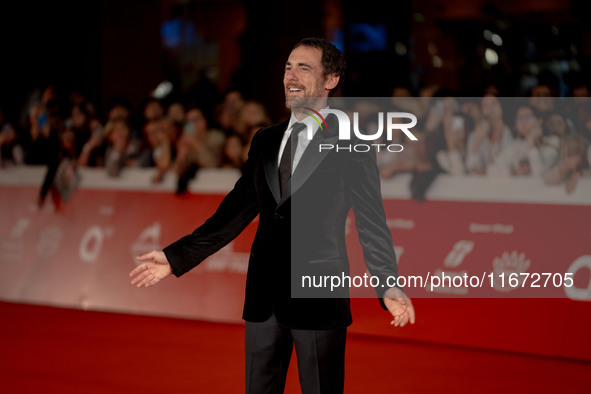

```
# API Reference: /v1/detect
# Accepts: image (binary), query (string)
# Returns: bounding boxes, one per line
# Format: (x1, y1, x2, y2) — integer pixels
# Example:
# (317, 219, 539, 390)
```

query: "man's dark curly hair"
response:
(293, 37, 346, 95)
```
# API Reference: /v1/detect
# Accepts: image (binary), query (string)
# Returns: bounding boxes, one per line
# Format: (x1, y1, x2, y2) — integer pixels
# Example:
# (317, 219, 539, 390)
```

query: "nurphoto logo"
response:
(297, 101, 419, 153)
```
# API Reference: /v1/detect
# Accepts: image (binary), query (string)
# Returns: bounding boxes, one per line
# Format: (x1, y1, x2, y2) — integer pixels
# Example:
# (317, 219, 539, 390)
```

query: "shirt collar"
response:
(287, 107, 330, 137)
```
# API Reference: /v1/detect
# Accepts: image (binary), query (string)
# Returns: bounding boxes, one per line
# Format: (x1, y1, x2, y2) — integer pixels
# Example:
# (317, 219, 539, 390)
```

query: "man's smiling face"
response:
(284, 45, 337, 111)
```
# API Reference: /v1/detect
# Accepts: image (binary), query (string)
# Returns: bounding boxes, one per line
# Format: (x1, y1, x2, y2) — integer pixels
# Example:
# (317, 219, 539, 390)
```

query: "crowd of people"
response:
(0, 86, 272, 206)
(0, 80, 590, 206)
(375, 84, 591, 199)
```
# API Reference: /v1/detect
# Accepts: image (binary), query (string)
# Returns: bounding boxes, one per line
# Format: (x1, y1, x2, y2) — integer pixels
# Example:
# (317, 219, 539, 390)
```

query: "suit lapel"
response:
(263, 120, 289, 204)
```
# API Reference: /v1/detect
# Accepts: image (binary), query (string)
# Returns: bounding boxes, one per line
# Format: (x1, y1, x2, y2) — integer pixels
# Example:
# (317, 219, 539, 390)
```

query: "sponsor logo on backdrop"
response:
(469, 223, 514, 234)
(80, 225, 114, 263)
(565, 255, 591, 301)
(1, 218, 29, 261)
(492, 251, 531, 292)
(131, 222, 162, 264)
(444, 240, 474, 268)
(36, 225, 63, 258)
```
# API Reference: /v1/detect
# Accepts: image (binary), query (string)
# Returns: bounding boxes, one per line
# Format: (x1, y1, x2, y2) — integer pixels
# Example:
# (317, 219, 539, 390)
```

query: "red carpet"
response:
(1, 301, 589, 393)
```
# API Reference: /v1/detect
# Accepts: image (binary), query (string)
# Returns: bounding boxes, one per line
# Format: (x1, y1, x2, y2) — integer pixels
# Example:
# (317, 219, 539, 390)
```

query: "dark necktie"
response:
(278, 122, 306, 196)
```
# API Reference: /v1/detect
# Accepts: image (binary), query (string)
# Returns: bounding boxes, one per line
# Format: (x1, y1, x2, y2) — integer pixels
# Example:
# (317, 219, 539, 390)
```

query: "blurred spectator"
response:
(158, 117, 181, 152)
(220, 133, 246, 169)
(423, 95, 453, 133)
(180, 107, 225, 167)
(68, 91, 88, 108)
(38, 128, 80, 210)
(391, 89, 428, 122)
(235, 100, 272, 138)
(573, 84, 590, 100)
(129, 98, 164, 162)
(571, 85, 591, 142)
(41, 85, 57, 108)
(0, 107, 24, 166)
(137, 120, 173, 183)
(529, 84, 555, 115)
(436, 112, 471, 175)
(167, 102, 186, 124)
(378, 132, 419, 178)
(216, 90, 245, 134)
(174, 107, 225, 194)
(142, 98, 165, 123)
(348, 100, 412, 179)
(584, 116, 591, 145)
(107, 99, 133, 122)
(103, 119, 133, 177)
(407, 132, 441, 201)
(545, 135, 588, 194)
(77, 122, 106, 168)
(23, 104, 60, 165)
(392, 86, 413, 97)
(459, 98, 481, 127)
(544, 112, 573, 139)
(483, 84, 500, 97)
(68, 102, 93, 157)
(488, 105, 558, 177)
(20, 84, 59, 128)
(409, 95, 461, 200)
(379, 106, 424, 179)
(465, 95, 513, 174)
(241, 124, 267, 164)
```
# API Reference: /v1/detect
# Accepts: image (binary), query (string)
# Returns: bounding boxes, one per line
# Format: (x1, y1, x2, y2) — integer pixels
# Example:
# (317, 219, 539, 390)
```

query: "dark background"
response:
(1, 0, 590, 122)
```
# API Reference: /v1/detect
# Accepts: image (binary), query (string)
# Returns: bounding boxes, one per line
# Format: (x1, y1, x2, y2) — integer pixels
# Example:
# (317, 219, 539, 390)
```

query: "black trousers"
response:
(244, 313, 347, 394)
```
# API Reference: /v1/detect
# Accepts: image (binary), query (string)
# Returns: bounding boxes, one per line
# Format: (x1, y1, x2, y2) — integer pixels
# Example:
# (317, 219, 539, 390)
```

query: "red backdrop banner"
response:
(1, 168, 590, 361)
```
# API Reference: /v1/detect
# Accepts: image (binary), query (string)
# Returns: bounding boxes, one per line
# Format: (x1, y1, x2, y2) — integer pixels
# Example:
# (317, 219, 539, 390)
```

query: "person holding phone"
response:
(488, 105, 558, 177)
(465, 95, 513, 175)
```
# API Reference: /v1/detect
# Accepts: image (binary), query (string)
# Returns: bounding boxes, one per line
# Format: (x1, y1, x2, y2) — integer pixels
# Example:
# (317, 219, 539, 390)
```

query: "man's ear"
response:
(325, 73, 339, 91)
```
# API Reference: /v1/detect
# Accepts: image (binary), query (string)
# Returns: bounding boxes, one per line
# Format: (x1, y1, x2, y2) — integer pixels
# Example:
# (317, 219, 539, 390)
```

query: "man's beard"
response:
(285, 96, 328, 114)
(286, 96, 312, 110)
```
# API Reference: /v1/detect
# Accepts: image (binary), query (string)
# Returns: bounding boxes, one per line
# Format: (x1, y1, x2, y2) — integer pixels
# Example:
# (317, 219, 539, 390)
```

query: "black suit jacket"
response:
(163, 116, 399, 330)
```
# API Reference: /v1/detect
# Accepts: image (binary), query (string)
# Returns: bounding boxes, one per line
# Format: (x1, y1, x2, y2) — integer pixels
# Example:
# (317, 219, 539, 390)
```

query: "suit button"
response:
(274, 214, 282, 220)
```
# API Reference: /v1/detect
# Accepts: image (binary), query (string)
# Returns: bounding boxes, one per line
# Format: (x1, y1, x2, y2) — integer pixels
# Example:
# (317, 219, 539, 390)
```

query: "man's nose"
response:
(285, 69, 298, 81)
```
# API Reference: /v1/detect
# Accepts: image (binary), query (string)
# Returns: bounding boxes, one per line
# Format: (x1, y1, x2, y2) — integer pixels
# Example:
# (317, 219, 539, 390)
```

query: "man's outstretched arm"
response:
(130, 251, 172, 288)
(347, 140, 416, 327)
(129, 128, 265, 283)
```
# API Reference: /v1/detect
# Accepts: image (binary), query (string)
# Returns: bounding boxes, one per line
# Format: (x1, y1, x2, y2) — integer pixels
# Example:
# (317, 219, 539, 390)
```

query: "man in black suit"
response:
(130, 37, 415, 394)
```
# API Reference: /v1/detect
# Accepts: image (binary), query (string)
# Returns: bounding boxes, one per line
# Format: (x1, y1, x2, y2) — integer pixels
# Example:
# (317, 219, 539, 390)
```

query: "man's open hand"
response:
(130, 251, 172, 288)
(383, 287, 416, 327)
